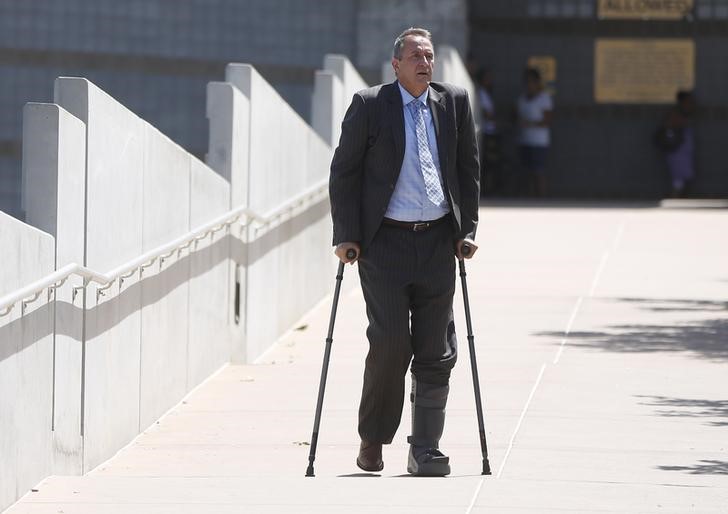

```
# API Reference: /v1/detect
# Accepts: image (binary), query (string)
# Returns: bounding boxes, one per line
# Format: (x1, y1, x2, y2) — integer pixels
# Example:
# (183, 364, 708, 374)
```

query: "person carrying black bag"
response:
(655, 90, 696, 197)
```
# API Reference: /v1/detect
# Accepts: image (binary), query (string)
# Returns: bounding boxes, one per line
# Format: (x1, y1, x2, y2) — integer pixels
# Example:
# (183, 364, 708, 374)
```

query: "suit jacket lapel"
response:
(428, 86, 448, 181)
(387, 81, 405, 171)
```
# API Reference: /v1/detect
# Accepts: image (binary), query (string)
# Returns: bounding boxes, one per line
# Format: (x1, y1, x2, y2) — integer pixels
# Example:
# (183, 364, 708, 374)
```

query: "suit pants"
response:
(357, 220, 457, 444)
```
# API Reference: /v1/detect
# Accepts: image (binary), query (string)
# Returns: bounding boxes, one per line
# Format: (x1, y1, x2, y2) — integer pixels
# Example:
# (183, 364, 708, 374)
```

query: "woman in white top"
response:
(517, 68, 553, 196)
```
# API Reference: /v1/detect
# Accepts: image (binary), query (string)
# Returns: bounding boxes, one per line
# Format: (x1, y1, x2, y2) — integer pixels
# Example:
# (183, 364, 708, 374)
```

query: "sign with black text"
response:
(597, 0, 694, 20)
(594, 39, 694, 103)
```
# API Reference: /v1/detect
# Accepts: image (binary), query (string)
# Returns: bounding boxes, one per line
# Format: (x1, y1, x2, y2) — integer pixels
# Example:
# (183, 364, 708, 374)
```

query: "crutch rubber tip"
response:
(305, 465, 315, 477)
(482, 459, 492, 475)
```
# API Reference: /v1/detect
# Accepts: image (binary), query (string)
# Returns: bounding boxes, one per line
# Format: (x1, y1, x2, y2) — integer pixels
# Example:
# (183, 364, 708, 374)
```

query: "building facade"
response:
(468, 0, 728, 198)
(0, 0, 468, 220)
(4, 0, 724, 217)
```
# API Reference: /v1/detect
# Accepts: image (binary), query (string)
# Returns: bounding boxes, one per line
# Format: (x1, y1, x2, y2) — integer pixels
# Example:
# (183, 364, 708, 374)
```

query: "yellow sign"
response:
(527, 56, 557, 84)
(594, 39, 694, 103)
(598, 0, 694, 20)
(527, 56, 557, 95)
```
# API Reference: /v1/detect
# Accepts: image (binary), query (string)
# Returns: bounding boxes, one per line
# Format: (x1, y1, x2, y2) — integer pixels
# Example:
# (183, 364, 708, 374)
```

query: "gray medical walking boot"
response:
(406, 376, 451, 476)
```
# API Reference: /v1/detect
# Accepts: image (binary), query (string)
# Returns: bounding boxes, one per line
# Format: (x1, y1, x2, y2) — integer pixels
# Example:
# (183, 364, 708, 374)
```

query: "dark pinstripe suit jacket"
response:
(329, 80, 480, 251)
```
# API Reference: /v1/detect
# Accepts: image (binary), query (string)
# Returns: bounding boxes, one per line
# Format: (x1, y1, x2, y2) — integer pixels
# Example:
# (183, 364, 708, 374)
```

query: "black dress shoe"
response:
(356, 441, 383, 472)
(407, 446, 450, 476)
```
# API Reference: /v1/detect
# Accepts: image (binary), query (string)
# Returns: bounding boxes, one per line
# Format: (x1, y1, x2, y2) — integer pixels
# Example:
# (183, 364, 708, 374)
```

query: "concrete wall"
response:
(0, 212, 55, 512)
(206, 82, 249, 209)
(138, 124, 192, 431)
(21, 102, 87, 477)
(51, 77, 236, 472)
(312, 69, 345, 148)
(310, 55, 367, 295)
(312, 54, 369, 147)
(205, 81, 250, 363)
(54, 77, 146, 472)
(2, 52, 371, 510)
(225, 63, 334, 362)
(188, 156, 231, 387)
(433, 45, 480, 129)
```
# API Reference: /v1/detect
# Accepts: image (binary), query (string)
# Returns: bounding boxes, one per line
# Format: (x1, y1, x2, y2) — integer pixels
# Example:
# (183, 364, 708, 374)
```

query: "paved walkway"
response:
(7, 204, 728, 513)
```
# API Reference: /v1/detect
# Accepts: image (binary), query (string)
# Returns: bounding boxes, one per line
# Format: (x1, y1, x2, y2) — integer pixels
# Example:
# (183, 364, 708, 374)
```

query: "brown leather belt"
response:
(382, 216, 447, 232)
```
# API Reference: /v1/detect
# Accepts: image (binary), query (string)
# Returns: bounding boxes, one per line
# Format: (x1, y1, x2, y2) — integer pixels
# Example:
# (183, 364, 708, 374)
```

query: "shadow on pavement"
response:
(537, 298, 728, 362)
(639, 395, 726, 476)
(658, 460, 728, 475)
(616, 297, 728, 314)
(635, 395, 728, 427)
(544, 297, 728, 479)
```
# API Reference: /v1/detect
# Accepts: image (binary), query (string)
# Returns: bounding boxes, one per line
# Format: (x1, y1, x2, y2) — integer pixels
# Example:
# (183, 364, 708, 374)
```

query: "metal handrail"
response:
(0, 179, 329, 317)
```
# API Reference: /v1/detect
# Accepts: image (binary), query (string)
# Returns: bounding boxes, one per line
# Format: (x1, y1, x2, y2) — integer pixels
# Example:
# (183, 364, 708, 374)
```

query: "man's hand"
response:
(455, 239, 478, 260)
(335, 242, 361, 264)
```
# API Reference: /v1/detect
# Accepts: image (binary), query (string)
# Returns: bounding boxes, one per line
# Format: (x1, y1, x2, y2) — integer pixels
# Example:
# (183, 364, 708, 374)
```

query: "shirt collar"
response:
(398, 82, 429, 107)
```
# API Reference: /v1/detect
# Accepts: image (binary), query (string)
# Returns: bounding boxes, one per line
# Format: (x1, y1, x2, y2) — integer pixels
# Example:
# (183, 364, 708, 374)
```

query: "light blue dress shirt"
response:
(384, 83, 451, 222)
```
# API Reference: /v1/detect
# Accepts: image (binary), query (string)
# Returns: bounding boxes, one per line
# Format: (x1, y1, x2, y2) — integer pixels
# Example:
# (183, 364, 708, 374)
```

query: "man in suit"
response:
(329, 27, 480, 476)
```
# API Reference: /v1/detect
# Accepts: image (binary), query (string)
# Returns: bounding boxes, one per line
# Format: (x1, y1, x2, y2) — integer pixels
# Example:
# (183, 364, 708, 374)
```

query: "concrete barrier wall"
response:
(51, 78, 236, 471)
(311, 55, 367, 294)
(0, 212, 55, 512)
(225, 63, 334, 361)
(312, 54, 369, 147)
(205, 81, 249, 363)
(188, 156, 231, 386)
(206, 82, 249, 209)
(324, 54, 370, 99)
(21, 102, 87, 477)
(55, 77, 146, 472)
(433, 45, 479, 129)
(138, 124, 192, 431)
(2, 52, 373, 510)
(311, 70, 344, 148)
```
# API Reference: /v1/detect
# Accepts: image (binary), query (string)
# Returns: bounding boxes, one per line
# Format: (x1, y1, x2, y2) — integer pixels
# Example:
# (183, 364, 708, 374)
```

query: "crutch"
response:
(305, 248, 357, 477)
(459, 243, 492, 475)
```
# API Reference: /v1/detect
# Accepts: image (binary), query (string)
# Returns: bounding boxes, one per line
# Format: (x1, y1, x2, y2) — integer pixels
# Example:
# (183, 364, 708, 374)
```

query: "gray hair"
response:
(393, 27, 433, 59)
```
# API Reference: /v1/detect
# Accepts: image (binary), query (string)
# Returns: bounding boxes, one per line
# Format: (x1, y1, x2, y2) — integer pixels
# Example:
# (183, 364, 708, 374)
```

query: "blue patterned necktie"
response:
(408, 100, 445, 206)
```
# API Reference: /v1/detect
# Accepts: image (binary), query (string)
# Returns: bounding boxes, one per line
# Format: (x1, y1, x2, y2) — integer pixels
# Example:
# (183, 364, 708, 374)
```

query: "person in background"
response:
(663, 90, 696, 198)
(465, 51, 478, 79)
(476, 68, 502, 195)
(516, 68, 553, 196)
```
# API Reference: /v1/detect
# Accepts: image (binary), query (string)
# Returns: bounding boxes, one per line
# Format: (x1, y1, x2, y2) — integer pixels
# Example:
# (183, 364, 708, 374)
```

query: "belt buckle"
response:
(412, 222, 430, 232)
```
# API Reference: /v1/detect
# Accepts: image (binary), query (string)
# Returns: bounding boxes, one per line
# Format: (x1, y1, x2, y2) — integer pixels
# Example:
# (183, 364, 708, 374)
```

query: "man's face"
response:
(392, 35, 435, 96)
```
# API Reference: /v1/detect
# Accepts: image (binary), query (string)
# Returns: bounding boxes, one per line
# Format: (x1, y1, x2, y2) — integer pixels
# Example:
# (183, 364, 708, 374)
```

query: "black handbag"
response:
(654, 125, 684, 152)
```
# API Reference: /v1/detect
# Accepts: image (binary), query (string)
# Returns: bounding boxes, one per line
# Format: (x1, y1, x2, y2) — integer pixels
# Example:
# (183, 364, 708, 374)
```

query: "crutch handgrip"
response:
(345, 248, 358, 260)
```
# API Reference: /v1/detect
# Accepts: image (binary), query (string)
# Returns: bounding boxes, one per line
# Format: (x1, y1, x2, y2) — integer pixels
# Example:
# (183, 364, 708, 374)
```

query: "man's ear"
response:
(391, 58, 399, 75)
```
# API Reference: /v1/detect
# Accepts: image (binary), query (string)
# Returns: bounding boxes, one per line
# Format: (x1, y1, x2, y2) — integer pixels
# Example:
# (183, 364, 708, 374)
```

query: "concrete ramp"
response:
(7, 204, 728, 513)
